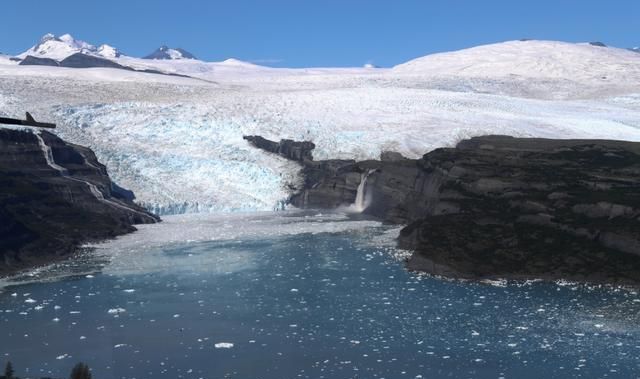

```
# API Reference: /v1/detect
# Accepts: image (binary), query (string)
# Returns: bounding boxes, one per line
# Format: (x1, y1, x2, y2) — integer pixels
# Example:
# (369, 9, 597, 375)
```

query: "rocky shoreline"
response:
(0, 129, 159, 276)
(245, 134, 640, 285)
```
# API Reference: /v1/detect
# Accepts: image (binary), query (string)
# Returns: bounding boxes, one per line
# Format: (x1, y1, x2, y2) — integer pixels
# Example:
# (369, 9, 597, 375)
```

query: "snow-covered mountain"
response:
(96, 44, 121, 58)
(18, 33, 121, 61)
(393, 40, 640, 82)
(1, 37, 640, 214)
(143, 45, 197, 60)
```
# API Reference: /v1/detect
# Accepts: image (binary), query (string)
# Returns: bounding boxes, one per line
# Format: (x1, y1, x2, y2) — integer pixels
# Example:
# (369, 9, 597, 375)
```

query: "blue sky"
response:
(1, 0, 638, 67)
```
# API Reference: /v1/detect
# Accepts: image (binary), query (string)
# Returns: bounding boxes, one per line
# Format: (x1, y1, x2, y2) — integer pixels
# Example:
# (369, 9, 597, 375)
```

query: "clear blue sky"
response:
(1, 0, 638, 67)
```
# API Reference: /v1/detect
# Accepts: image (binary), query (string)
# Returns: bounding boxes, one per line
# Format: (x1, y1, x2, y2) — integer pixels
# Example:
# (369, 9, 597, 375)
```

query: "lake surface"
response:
(1, 211, 639, 379)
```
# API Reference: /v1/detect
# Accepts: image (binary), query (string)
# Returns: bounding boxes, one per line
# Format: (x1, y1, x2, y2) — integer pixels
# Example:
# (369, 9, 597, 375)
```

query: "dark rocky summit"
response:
(0, 128, 159, 275)
(143, 46, 197, 60)
(248, 134, 640, 284)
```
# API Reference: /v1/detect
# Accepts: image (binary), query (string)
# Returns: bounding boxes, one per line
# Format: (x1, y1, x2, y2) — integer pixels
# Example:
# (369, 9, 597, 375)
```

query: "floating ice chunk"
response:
(56, 354, 69, 360)
(107, 308, 126, 314)
(24, 298, 36, 304)
(34, 305, 44, 311)
(123, 289, 135, 293)
(52, 318, 60, 322)
(290, 288, 299, 292)
(54, 305, 62, 310)
(80, 336, 87, 340)
(215, 342, 234, 349)
(173, 314, 180, 318)
(86, 274, 94, 278)
(114, 344, 127, 348)
(10, 293, 17, 297)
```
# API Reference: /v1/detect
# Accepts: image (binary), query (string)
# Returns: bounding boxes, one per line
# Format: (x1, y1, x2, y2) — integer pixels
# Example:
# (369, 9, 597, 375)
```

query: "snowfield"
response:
(1, 38, 640, 214)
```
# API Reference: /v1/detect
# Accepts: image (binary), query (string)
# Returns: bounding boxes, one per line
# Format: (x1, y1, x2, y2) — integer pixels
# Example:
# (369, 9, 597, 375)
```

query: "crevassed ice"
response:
(52, 89, 640, 215)
(54, 102, 303, 215)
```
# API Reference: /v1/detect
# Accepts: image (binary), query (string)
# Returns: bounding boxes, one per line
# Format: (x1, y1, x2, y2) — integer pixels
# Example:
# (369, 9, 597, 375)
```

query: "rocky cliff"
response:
(249, 135, 640, 284)
(0, 128, 159, 275)
(243, 135, 316, 162)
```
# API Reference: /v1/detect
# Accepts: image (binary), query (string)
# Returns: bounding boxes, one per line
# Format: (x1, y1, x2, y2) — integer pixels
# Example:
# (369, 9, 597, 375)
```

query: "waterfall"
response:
(35, 133, 69, 175)
(35, 132, 152, 219)
(352, 169, 376, 212)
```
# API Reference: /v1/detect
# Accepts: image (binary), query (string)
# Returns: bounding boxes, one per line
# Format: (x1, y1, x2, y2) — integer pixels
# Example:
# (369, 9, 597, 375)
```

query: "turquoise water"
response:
(1, 213, 639, 379)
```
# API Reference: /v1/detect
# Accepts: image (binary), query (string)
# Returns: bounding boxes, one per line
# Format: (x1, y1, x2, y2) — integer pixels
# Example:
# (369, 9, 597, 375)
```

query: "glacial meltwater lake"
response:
(1, 211, 639, 379)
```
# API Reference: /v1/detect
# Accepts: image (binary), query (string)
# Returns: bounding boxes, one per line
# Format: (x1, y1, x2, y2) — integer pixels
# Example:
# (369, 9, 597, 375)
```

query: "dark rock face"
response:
(19, 55, 59, 67)
(589, 41, 607, 47)
(290, 159, 360, 209)
(396, 136, 640, 284)
(0, 129, 159, 275)
(243, 135, 315, 162)
(380, 151, 407, 162)
(59, 53, 128, 69)
(248, 134, 640, 284)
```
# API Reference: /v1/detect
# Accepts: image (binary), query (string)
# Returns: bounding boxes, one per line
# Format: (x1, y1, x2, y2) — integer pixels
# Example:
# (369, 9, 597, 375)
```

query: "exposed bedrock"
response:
(0, 128, 159, 275)
(248, 134, 640, 284)
(243, 135, 316, 162)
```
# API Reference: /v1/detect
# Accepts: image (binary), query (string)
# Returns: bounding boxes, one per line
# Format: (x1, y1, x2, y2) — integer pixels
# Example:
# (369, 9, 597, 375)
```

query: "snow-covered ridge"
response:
(97, 44, 120, 59)
(393, 40, 640, 82)
(18, 33, 121, 61)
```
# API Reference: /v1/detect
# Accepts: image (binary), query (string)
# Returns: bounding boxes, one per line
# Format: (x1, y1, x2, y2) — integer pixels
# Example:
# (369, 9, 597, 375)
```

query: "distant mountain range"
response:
(2, 33, 640, 89)
(6, 33, 202, 76)
(19, 33, 196, 61)
(9, 33, 640, 68)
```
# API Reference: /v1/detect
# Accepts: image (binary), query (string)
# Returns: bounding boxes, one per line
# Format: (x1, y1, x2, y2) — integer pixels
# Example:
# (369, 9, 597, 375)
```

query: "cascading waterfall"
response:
(34, 131, 151, 219)
(351, 169, 376, 212)
(35, 133, 69, 175)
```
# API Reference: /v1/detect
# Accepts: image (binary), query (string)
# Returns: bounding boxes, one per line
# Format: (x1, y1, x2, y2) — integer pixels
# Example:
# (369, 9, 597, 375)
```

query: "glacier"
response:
(1, 39, 640, 214)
